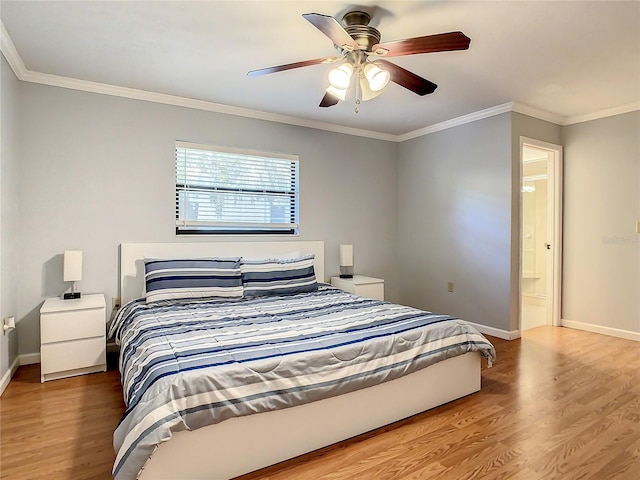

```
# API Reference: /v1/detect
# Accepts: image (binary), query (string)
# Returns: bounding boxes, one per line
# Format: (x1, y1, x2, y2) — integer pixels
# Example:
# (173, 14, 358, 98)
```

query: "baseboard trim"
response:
(0, 356, 20, 397)
(465, 322, 521, 340)
(561, 319, 640, 342)
(19, 352, 41, 365)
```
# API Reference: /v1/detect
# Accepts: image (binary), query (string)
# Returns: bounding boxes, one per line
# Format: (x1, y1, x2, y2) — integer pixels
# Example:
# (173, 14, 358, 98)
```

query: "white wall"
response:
(397, 113, 513, 332)
(16, 82, 399, 357)
(1, 55, 20, 384)
(562, 111, 640, 336)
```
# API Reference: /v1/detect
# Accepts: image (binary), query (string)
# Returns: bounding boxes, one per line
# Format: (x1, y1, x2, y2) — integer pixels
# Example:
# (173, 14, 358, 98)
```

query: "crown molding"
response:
(0, 22, 27, 78)
(17, 69, 398, 142)
(398, 101, 567, 142)
(2, 21, 637, 142)
(563, 102, 640, 126)
(397, 103, 515, 142)
(510, 102, 565, 125)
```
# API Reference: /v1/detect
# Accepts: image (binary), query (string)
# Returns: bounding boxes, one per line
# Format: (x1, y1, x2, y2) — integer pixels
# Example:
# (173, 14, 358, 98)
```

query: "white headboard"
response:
(120, 241, 325, 304)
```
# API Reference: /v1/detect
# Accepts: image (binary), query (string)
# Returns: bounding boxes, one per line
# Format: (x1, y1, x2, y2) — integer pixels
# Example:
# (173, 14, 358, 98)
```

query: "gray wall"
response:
(397, 113, 513, 331)
(397, 112, 563, 334)
(397, 108, 638, 337)
(16, 82, 399, 357)
(562, 111, 640, 333)
(7, 70, 639, 362)
(1, 55, 20, 379)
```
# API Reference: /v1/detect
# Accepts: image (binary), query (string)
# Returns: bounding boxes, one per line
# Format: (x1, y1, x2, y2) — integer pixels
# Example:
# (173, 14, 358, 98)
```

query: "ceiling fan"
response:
(247, 10, 471, 109)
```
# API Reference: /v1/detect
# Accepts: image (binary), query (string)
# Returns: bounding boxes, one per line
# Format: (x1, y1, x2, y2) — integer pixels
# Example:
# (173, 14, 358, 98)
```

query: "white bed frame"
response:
(119, 242, 481, 480)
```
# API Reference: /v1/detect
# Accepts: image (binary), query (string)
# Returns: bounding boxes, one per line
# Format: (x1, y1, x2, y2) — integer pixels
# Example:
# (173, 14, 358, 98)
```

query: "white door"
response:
(520, 138, 563, 331)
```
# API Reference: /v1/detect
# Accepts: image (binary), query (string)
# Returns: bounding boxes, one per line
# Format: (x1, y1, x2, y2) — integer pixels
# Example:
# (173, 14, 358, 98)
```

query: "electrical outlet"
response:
(112, 297, 121, 309)
(447, 282, 454, 293)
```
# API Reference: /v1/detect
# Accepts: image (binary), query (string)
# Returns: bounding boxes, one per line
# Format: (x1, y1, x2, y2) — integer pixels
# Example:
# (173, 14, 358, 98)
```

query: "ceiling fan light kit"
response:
(248, 9, 471, 110)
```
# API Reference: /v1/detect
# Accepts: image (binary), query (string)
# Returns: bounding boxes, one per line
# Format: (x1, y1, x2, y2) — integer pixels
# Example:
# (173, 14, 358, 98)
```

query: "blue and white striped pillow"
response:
(241, 254, 318, 297)
(144, 258, 243, 303)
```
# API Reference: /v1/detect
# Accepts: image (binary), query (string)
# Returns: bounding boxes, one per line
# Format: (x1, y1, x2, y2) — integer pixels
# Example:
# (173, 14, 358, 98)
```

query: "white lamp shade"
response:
(364, 63, 390, 92)
(339, 244, 354, 267)
(359, 75, 384, 102)
(63, 250, 83, 282)
(328, 63, 353, 90)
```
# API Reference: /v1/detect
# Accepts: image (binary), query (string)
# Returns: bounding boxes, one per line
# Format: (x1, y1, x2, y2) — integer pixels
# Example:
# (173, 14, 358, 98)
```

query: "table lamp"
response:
(339, 244, 354, 278)
(63, 250, 82, 300)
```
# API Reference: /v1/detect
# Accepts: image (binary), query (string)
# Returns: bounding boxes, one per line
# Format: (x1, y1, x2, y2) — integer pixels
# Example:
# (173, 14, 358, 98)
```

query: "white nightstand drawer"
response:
(41, 337, 106, 375)
(41, 308, 105, 344)
(330, 275, 385, 301)
(354, 283, 384, 300)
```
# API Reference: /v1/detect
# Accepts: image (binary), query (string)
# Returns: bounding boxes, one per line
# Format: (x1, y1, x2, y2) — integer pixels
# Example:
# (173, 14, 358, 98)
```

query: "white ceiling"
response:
(2, 1, 639, 136)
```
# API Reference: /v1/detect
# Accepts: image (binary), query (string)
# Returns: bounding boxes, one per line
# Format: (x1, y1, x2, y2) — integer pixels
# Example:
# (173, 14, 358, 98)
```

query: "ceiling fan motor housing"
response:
(342, 11, 381, 52)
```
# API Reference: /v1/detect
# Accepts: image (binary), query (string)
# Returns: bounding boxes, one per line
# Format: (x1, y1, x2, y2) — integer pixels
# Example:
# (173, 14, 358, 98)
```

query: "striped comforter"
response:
(109, 285, 495, 480)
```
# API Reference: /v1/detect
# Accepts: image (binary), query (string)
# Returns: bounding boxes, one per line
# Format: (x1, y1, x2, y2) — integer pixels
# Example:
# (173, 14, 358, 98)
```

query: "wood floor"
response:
(1, 326, 638, 479)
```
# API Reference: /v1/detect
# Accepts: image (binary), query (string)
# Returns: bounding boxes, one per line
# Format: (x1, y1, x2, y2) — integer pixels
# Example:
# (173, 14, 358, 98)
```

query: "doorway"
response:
(520, 138, 563, 331)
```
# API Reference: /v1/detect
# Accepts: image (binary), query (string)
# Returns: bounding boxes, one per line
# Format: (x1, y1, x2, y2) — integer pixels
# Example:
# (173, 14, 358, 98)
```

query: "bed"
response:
(111, 241, 495, 480)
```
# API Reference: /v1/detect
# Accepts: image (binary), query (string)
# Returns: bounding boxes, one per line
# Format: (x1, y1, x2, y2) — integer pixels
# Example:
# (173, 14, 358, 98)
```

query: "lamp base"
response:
(339, 265, 354, 279)
(63, 292, 82, 300)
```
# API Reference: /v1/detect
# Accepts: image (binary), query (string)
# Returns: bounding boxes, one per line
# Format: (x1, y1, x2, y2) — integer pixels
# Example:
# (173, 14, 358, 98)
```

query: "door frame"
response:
(519, 137, 563, 328)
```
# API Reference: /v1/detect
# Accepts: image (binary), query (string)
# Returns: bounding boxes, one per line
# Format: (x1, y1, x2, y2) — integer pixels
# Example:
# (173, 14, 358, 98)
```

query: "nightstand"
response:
(330, 275, 385, 301)
(40, 294, 107, 382)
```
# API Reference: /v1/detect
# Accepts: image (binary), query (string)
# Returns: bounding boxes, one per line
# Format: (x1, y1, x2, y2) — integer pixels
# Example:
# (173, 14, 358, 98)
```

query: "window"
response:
(175, 142, 299, 235)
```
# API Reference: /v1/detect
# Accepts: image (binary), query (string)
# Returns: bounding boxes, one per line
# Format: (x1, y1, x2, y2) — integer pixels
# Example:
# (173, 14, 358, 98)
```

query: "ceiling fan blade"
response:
(372, 31, 470, 57)
(319, 91, 340, 108)
(247, 56, 339, 77)
(375, 60, 438, 96)
(303, 13, 359, 51)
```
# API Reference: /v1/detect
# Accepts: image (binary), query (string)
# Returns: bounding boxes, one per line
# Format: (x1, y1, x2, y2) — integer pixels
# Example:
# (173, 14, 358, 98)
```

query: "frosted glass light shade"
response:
(63, 250, 83, 282)
(326, 85, 347, 101)
(359, 75, 384, 101)
(363, 63, 390, 92)
(328, 63, 354, 90)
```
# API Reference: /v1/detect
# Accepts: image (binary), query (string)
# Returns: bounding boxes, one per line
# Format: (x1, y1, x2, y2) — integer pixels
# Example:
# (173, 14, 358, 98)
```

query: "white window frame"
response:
(175, 141, 299, 235)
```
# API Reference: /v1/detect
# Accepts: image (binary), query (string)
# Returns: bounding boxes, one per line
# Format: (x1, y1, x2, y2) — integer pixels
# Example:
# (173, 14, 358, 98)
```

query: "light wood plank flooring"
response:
(1, 326, 638, 479)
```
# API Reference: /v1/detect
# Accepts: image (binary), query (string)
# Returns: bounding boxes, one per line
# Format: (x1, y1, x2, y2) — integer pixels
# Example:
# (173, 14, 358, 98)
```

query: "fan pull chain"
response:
(354, 69, 361, 114)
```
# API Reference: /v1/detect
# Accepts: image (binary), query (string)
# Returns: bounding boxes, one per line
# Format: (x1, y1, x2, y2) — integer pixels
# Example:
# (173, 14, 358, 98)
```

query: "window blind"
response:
(175, 142, 299, 234)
